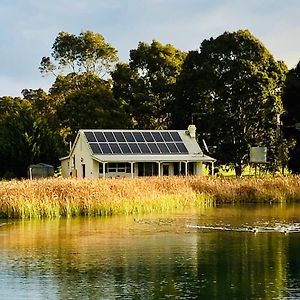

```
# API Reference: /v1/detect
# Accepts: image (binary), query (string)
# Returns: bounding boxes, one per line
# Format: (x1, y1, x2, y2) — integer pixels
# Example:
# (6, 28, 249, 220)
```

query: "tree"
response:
(0, 97, 65, 178)
(174, 30, 287, 175)
(40, 31, 118, 78)
(56, 79, 130, 142)
(112, 40, 186, 129)
(39, 31, 128, 143)
(282, 61, 300, 173)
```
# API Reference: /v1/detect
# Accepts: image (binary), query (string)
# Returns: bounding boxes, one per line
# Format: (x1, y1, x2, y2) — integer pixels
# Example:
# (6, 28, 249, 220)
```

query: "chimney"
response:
(187, 124, 196, 139)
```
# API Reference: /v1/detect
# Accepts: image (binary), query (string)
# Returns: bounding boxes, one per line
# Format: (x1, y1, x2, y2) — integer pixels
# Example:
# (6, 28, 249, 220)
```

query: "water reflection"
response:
(0, 204, 300, 299)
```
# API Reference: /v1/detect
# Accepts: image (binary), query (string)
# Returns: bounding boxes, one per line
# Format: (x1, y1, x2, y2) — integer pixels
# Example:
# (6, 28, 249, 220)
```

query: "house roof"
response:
(77, 129, 215, 163)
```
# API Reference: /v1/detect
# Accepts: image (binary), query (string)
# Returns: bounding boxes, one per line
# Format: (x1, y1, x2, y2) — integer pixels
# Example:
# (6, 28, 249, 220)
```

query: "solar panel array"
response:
(84, 131, 189, 155)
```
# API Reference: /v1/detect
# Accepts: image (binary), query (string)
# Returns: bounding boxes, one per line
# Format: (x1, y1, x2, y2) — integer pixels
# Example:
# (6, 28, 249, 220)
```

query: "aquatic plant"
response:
(0, 176, 299, 219)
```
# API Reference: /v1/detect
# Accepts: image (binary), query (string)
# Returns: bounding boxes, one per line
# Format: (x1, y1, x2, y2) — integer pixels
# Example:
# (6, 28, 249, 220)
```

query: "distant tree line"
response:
(0, 29, 299, 178)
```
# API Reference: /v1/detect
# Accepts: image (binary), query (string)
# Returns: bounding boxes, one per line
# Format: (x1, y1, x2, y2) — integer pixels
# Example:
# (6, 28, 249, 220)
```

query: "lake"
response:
(1, 204, 300, 299)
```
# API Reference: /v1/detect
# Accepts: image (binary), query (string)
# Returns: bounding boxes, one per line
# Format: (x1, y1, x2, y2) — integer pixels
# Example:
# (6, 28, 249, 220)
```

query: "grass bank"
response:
(0, 176, 300, 219)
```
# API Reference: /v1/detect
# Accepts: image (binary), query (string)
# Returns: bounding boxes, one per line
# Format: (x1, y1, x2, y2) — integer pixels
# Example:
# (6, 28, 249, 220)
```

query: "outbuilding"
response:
(60, 125, 216, 179)
(28, 163, 54, 179)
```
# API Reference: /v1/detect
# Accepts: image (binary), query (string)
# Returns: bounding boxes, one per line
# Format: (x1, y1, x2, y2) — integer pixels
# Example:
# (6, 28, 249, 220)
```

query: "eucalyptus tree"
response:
(174, 30, 287, 175)
(40, 30, 118, 77)
(39, 31, 128, 142)
(112, 40, 186, 129)
(282, 61, 300, 173)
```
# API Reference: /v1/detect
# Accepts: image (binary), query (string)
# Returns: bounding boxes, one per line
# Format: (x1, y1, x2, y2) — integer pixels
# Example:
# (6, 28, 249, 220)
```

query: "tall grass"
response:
(0, 176, 300, 219)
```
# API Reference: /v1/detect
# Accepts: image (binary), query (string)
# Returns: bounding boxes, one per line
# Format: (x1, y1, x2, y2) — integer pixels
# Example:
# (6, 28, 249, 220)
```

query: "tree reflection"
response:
(1, 209, 300, 299)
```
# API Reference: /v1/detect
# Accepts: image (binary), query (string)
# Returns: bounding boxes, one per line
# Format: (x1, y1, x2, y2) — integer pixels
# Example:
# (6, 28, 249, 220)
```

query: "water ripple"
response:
(186, 223, 300, 234)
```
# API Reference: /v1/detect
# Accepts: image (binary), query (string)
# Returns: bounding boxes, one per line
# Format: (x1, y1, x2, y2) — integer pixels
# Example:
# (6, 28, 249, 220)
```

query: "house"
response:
(60, 125, 216, 179)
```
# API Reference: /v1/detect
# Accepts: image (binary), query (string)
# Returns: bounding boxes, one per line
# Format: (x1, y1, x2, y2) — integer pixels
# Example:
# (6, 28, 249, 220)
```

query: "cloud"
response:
(0, 0, 299, 96)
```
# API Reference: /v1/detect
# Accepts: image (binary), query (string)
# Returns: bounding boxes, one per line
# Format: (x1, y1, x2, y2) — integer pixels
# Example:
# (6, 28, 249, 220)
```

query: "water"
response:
(1, 204, 300, 299)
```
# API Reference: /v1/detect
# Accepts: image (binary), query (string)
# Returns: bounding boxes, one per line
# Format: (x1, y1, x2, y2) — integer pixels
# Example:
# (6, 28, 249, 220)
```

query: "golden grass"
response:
(0, 176, 300, 219)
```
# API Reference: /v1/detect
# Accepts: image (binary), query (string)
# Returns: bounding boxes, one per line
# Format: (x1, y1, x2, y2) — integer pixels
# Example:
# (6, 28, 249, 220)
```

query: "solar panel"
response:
(161, 132, 173, 142)
(110, 143, 122, 154)
(143, 132, 154, 142)
(123, 132, 135, 142)
(99, 143, 112, 154)
(104, 132, 116, 142)
(152, 132, 164, 142)
(128, 143, 141, 153)
(166, 142, 179, 153)
(119, 143, 132, 154)
(139, 143, 151, 153)
(85, 132, 96, 142)
(148, 143, 160, 154)
(114, 132, 126, 142)
(86, 130, 189, 155)
(94, 132, 106, 142)
(176, 143, 188, 153)
(157, 143, 170, 154)
(170, 132, 182, 142)
(133, 132, 144, 142)
(89, 143, 101, 153)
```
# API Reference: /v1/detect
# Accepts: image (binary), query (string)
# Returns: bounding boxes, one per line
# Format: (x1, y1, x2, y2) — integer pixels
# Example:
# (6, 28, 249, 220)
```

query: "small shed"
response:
(28, 163, 54, 179)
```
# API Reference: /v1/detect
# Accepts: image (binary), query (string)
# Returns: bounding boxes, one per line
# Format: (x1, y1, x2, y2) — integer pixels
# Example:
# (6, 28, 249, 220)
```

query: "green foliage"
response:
(112, 40, 186, 129)
(282, 61, 300, 173)
(174, 30, 288, 175)
(39, 31, 131, 144)
(40, 31, 118, 77)
(56, 75, 131, 141)
(1, 29, 298, 178)
(0, 97, 66, 178)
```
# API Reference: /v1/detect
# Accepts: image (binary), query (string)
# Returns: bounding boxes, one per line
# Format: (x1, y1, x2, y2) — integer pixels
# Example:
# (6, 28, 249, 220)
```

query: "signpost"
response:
(250, 146, 267, 176)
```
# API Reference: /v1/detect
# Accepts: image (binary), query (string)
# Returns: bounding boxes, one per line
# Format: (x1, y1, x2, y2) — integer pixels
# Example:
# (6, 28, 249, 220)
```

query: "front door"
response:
(163, 164, 169, 176)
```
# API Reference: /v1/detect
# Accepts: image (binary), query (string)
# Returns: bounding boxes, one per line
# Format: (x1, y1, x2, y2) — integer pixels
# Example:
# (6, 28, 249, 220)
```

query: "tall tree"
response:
(40, 31, 118, 78)
(112, 40, 186, 129)
(174, 30, 287, 175)
(39, 31, 128, 143)
(282, 61, 300, 173)
(56, 75, 130, 141)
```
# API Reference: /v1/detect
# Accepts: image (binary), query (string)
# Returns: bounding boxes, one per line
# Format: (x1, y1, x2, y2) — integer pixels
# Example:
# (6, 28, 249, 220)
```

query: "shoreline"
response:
(0, 176, 300, 219)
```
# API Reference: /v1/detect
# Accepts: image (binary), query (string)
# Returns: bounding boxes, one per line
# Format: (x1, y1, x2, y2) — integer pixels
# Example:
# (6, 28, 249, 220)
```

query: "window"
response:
(107, 163, 131, 173)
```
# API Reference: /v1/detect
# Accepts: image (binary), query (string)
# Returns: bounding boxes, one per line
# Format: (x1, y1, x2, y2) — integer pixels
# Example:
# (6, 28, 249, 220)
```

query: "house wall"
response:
(93, 160, 100, 178)
(69, 133, 95, 179)
(61, 159, 70, 178)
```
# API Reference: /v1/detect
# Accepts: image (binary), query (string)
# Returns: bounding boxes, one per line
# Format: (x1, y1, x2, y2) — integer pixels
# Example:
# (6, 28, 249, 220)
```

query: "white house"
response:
(60, 125, 216, 179)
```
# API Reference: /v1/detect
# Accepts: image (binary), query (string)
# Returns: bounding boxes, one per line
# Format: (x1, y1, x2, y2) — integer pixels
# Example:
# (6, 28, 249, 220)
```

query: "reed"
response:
(0, 176, 299, 219)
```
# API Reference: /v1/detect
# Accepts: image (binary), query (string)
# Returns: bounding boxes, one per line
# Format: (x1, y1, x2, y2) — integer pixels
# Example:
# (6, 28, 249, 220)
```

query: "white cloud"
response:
(0, 0, 299, 96)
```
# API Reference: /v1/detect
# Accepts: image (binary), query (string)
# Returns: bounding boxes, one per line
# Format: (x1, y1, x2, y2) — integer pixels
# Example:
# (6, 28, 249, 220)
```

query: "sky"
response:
(0, 0, 299, 97)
